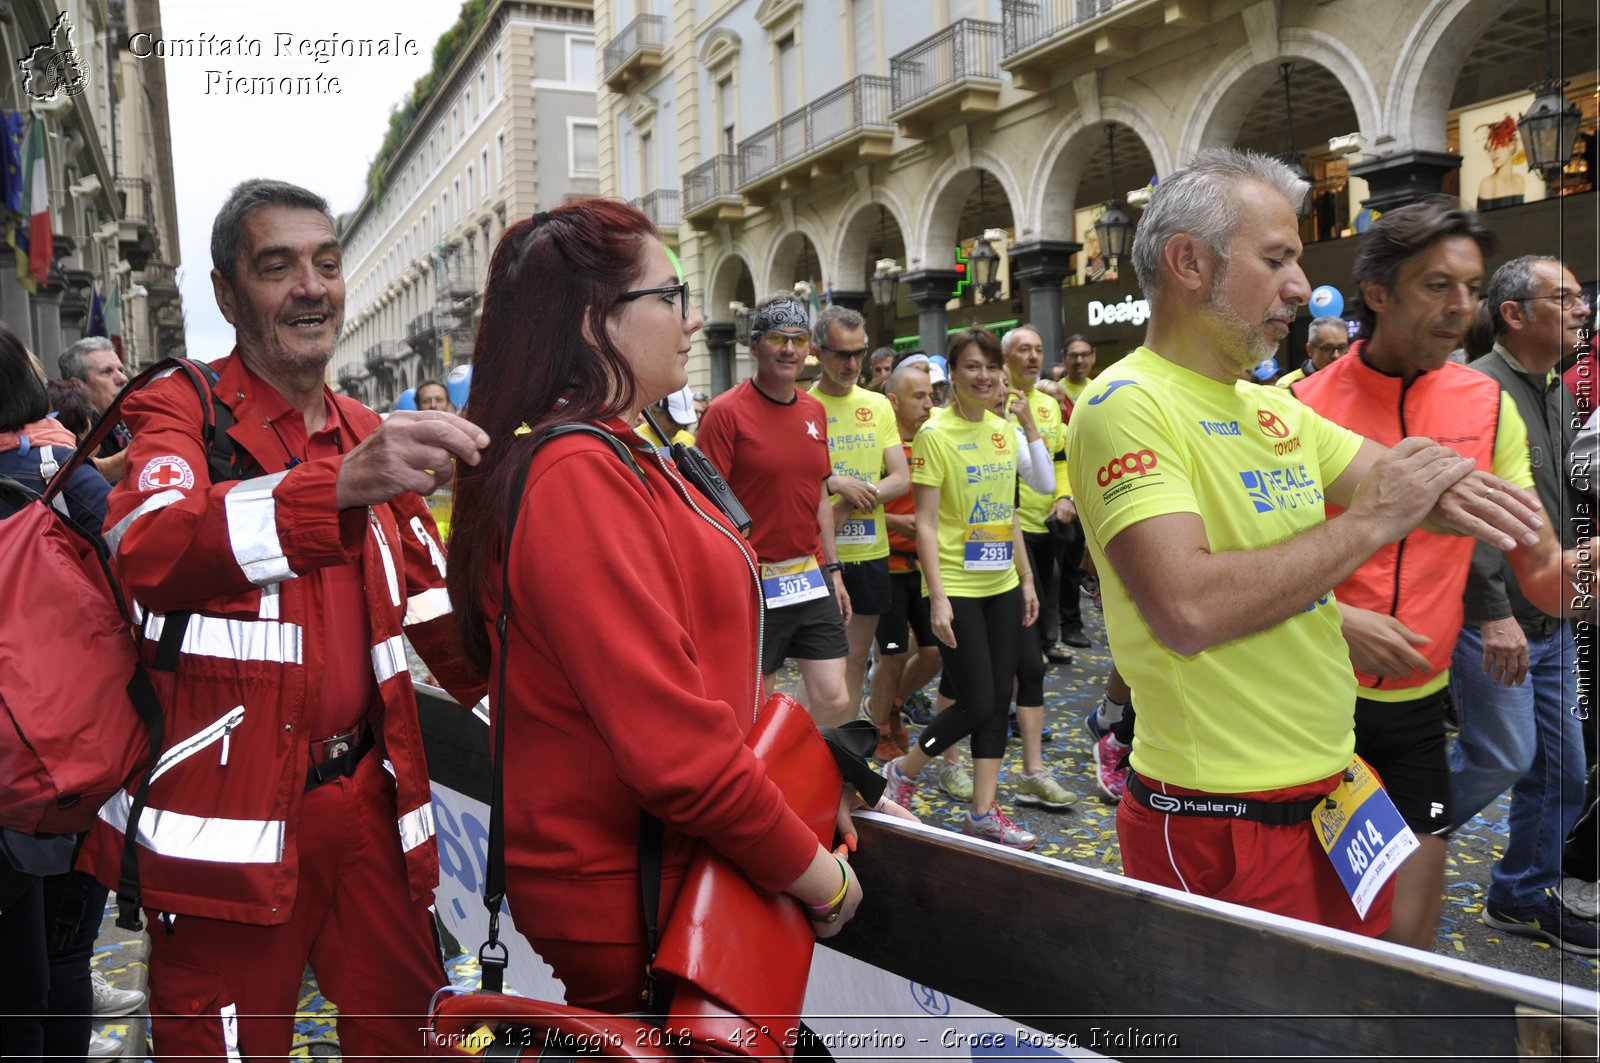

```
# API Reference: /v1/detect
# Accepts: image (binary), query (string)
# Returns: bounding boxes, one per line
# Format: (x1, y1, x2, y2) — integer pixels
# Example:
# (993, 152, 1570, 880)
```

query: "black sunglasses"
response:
(617, 281, 690, 320)
(819, 344, 869, 359)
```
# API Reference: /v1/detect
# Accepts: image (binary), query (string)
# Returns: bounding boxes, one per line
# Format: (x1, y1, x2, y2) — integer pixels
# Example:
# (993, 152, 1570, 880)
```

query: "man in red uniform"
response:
(85, 179, 489, 1060)
(697, 296, 852, 724)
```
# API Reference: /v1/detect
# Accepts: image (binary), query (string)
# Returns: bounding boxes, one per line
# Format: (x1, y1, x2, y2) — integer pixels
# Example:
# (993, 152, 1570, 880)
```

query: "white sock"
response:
(1096, 694, 1127, 729)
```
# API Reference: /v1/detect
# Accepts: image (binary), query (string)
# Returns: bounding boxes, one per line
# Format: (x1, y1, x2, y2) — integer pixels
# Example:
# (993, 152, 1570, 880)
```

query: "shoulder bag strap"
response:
(481, 421, 650, 996)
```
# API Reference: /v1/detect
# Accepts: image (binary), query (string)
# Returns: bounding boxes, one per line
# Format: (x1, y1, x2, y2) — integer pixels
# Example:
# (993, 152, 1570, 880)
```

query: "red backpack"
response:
(0, 358, 234, 927)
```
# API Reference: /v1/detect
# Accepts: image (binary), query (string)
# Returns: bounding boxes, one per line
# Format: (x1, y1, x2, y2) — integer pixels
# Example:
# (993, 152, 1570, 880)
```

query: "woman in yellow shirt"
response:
(881, 328, 1041, 848)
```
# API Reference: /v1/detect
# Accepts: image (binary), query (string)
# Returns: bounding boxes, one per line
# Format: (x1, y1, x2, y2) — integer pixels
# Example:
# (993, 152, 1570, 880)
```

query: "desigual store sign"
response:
(1086, 294, 1152, 327)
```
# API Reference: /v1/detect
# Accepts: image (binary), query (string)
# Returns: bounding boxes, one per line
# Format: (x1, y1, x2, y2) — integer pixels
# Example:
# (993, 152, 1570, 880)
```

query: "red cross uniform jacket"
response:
(79, 353, 486, 925)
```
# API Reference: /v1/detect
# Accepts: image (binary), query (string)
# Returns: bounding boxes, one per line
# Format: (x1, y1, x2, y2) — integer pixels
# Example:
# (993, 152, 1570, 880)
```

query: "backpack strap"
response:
(36, 444, 59, 483)
(176, 359, 263, 483)
(34, 446, 74, 520)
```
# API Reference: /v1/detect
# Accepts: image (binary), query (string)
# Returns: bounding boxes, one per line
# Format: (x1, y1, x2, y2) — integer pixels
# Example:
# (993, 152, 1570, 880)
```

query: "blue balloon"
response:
(394, 388, 418, 411)
(446, 364, 472, 408)
(1309, 285, 1345, 319)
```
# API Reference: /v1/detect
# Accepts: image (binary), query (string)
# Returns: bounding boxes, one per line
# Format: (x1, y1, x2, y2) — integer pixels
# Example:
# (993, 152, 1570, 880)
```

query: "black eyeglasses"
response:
(819, 344, 869, 359)
(617, 281, 690, 320)
(1309, 342, 1349, 354)
(1522, 292, 1592, 312)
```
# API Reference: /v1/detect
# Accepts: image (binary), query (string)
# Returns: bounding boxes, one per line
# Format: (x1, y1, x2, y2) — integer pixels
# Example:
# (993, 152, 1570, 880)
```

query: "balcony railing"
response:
(683, 155, 738, 214)
(738, 75, 894, 189)
(364, 340, 397, 373)
(889, 20, 1002, 113)
(141, 259, 179, 305)
(633, 189, 680, 229)
(1003, 0, 1127, 53)
(602, 14, 666, 88)
(408, 310, 440, 341)
(811, 75, 893, 153)
(115, 177, 152, 223)
(435, 254, 477, 301)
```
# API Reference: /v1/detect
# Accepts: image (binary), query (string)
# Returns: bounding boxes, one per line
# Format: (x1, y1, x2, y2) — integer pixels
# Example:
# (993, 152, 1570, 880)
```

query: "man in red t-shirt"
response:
(697, 297, 853, 724)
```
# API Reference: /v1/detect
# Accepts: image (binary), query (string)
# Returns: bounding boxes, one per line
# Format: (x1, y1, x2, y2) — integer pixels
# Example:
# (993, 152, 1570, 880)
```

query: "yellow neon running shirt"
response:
(1068, 347, 1365, 792)
(809, 384, 902, 562)
(911, 406, 1020, 599)
(1011, 386, 1069, 534)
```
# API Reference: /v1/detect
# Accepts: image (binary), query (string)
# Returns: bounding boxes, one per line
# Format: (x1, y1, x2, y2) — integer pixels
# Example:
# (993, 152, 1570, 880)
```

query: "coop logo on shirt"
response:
(1240, 465, 1324, 514)
(1097, 450, 1157, 486)
(1096, 449, 1160, 503)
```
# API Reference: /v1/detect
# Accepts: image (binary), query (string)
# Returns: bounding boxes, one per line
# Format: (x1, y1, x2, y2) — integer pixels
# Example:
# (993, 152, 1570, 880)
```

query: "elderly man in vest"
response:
(1450, 254, 1598, 955)
(83, 179, 490, 1060)
(1292, 201, 1581, 951)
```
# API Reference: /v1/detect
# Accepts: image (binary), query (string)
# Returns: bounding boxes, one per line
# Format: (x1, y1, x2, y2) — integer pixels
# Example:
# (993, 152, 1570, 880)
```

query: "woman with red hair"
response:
(446, 200, 862, 1010)
(1476, 115, 1528, 211)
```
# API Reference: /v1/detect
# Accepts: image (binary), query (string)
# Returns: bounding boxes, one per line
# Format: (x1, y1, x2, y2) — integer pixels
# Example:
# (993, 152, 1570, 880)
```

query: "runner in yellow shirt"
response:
(881, 328, 1041, 849)
(1061, 334, 1096, 405)
(998, 325, 1076, 810)
(1067, 147, 1546, 934)
(810, 306, 910, 715)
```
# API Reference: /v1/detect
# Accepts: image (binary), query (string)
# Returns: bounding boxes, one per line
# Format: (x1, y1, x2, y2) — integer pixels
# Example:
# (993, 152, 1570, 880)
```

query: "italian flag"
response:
(19, 117, 50, 287)
(106, 283, 123, 357)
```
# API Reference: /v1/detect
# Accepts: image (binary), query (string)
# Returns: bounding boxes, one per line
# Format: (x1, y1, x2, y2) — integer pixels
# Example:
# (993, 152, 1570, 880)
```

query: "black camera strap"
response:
(481, 422, 663, 1007)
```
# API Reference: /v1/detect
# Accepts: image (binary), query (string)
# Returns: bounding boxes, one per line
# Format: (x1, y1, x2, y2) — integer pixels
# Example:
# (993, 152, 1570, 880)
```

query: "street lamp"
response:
(871, 258, 901, 309)
(1094, 125, 1134, 266)
(969, 173, 1004, 302)
(730, 301, 753, 345)
(970, 236, 1000, 301)
(871, 205, 901, 309)
(1519, 2, 1582, 184)
(1278, 61, 1315, 221)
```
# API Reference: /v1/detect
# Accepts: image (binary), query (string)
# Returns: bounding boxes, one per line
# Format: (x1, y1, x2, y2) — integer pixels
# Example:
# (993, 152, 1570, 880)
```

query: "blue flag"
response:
(0, 108, 24, 216)
(87, 287, 106, 337)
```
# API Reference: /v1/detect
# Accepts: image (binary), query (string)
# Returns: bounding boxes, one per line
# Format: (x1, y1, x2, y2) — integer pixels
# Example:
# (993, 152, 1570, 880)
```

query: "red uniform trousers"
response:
(1117, 771, 1395, 938)
(144, 752, 446, 1061)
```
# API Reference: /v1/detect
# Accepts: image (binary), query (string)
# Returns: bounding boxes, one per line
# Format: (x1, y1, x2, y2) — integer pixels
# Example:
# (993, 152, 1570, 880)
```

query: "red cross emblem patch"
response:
(137, 455, 195, 492)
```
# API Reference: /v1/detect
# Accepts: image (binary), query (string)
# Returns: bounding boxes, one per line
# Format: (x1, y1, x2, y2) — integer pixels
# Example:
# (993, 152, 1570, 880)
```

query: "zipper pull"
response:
(221, 718, 238, 766)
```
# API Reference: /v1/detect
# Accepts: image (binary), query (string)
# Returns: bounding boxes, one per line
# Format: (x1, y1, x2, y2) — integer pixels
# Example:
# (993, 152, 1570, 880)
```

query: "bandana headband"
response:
(750, 299, 810, 335)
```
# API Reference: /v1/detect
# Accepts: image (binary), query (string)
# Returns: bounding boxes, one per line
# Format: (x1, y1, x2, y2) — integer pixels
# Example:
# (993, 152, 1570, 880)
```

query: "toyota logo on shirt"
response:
(1258, 410, 1291, 438)
(855, 407, 872, 422)
(1097, 450, 1158, 486)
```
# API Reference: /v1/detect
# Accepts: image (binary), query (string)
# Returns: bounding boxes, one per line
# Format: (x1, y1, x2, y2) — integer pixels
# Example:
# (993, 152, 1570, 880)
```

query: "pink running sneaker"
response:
(883, 755, 918, 808)
(1094, 732, 1131, 801)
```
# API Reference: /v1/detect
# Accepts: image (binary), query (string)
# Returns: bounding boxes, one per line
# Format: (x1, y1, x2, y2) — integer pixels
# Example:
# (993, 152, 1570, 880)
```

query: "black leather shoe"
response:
(1060, 627, 1091, 648)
